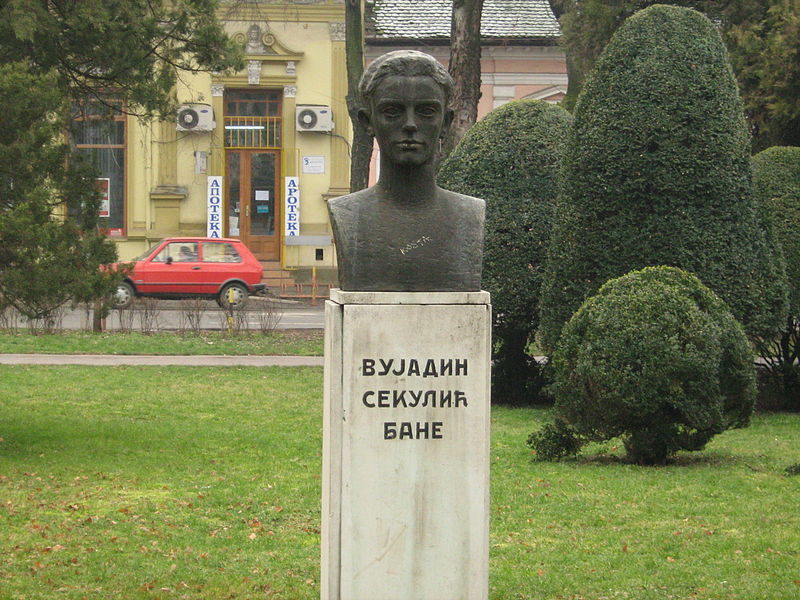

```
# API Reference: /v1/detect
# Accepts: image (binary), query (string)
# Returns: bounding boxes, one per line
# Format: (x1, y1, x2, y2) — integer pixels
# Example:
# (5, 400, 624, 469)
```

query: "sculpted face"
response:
(362, 75, 453, 168)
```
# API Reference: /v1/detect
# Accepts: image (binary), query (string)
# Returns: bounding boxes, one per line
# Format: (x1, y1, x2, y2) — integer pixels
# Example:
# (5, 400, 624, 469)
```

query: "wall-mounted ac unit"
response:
(176, 103, 215, 132)
(296, 105, 334, 132)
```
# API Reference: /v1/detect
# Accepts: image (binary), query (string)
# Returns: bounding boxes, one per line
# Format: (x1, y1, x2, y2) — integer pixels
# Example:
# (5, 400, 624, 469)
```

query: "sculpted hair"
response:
(359, 50, 454, 107)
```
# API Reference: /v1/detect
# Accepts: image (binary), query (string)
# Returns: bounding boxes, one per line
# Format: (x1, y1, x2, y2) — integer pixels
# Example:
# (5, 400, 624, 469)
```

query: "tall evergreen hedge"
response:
(753, 146, 800, 315)
(752, 146, 800, 407)
(438, 100, 572, 403)
(538, 4, 787, 351)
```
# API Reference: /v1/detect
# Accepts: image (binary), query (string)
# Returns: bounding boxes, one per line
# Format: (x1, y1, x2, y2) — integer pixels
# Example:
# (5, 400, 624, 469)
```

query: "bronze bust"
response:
(328, 50, 485, 292)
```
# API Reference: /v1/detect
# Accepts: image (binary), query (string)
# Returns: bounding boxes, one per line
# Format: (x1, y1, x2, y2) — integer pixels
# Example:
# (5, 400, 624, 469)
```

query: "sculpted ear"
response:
(442, 107, 454, 136)
(358, 108, 374, 136)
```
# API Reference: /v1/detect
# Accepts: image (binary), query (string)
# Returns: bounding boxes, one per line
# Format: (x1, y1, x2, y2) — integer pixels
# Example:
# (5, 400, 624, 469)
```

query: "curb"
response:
(0, 354, 324, 367)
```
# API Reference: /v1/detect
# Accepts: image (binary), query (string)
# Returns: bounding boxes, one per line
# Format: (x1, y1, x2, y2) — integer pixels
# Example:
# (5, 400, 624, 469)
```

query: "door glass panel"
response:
(251, 153, 276, 236)
(227, 152, 241, 236)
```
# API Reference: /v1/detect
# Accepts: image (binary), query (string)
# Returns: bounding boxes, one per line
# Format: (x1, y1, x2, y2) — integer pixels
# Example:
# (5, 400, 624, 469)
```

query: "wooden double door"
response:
(226, 149, 280, 260)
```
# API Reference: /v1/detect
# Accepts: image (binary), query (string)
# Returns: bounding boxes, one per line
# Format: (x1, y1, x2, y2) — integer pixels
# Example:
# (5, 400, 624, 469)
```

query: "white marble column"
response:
(322, 290, 491, 600)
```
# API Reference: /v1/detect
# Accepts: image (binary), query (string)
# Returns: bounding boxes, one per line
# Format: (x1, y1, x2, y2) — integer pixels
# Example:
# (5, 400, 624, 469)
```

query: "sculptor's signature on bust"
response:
(400, 235, 432, 255)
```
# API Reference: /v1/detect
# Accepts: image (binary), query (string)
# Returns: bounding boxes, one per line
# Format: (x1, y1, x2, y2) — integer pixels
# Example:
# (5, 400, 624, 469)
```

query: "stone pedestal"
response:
(322, 290, 491, 600)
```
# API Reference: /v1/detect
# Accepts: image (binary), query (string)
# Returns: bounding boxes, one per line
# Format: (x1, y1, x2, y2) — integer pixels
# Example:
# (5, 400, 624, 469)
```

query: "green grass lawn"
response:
(1, 365, 798, 599)
(0, 330, 324, 356)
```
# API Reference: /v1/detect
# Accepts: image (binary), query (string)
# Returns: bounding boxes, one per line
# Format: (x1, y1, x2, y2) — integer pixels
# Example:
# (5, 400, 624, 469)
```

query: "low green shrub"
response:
(538, 266, 756, 465)
(526, 419, 582, 461)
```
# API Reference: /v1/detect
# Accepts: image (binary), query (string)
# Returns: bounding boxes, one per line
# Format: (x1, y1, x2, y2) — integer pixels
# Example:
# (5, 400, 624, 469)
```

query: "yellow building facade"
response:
(108, 1, 349, 292)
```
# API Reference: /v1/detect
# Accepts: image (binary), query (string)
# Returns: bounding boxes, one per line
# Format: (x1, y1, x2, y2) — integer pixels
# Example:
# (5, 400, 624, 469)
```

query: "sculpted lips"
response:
(398, 140, 423, 150)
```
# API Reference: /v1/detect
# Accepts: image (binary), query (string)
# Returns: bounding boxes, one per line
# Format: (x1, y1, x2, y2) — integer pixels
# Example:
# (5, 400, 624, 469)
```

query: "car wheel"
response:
(218, 282, 248, 310)
(113, 281, 135, 308)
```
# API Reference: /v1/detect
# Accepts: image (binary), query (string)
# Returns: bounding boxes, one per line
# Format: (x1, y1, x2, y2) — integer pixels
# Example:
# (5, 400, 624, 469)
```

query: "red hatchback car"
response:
(112, 237, 266, 309)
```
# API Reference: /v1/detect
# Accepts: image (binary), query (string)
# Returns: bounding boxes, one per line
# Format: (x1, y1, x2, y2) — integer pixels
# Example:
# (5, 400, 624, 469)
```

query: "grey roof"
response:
(365, 0, 560, 44)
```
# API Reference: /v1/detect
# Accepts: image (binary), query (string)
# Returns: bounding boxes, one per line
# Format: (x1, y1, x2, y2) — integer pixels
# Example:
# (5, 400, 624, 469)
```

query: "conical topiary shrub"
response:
(538, 4, 786, 351)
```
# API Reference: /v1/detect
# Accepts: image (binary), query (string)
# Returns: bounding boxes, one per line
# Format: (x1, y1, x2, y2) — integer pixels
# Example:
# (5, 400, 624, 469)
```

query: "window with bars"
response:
(224, 89, 282, 148)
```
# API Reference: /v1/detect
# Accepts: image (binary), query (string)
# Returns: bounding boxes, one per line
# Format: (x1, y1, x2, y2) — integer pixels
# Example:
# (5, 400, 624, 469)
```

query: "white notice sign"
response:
(302, 156, 326, 174)
(285, 177, 300, 237)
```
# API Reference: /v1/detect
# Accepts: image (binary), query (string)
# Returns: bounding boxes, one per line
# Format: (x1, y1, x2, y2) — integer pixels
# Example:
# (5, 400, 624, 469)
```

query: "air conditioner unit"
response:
(176, 103, 215, 132)
(296, 105, 334, 132)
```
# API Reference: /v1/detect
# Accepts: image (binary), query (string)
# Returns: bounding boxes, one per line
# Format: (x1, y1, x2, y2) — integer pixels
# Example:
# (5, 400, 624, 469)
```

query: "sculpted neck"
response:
(376, 162, 439, 205)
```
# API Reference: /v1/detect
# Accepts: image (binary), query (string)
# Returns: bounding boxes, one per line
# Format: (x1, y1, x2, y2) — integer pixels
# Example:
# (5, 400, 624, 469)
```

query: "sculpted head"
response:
(359, 51, 455, 168)
(359, 50, 454, 107)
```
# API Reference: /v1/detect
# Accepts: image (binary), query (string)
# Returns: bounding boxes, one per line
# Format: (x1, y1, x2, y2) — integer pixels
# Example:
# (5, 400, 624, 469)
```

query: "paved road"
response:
(57, 297, 325, 331)
(0, 354, 323, 367)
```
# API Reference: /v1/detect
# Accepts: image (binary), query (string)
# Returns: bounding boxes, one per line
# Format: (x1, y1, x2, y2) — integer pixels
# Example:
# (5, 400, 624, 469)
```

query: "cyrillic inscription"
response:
(384, 421, 443, 440)
(359, 357, 471, 440)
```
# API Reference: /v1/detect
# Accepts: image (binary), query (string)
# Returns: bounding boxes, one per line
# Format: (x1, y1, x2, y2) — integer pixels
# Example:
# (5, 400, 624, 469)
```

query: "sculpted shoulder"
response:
(328, 187, 379, 213)
(437, 187, 485, 217)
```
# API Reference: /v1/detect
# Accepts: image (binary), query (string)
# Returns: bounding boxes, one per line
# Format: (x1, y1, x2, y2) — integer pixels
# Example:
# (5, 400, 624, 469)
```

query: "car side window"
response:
(202, 242, 242, 263)
(152, 242, 198, 263)
(151, 245, 171, 262)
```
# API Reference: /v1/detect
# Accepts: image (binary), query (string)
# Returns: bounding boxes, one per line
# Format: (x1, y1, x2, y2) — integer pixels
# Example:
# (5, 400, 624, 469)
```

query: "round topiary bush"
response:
(538, 266, 756, 465)
(753, 146, 800, 408)
(438, 100, 572, 403)
(538, 4, 786, 352)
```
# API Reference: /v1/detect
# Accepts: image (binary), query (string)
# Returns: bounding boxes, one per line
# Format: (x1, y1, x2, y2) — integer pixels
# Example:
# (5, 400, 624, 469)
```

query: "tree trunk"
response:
(346, 0, 373, 192)
(546, 0, 581, 111)
(92, 300, 104, 332)
(441, 0, 485, 160)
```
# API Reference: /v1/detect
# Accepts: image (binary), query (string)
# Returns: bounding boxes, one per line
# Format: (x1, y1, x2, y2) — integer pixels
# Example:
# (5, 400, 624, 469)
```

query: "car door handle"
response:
(192, 266, 201, 270)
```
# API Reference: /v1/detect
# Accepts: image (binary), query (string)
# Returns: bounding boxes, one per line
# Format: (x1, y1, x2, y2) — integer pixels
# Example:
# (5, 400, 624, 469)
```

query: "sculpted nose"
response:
(402, 109, 418, 132)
